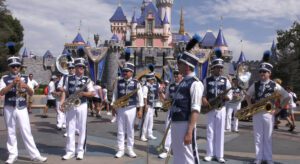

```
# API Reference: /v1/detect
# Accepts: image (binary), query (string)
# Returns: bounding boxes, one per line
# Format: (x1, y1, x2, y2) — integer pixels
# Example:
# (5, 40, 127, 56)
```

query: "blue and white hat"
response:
(146, 72, 155, 80)
(259, 62, 273, 73)
(178, 51, 199, 68)
(211, 48, 224, 68)
(74, 58, 86, 67)
(122, 62, 135, 72)
(67, 62, 75, 68)
(7, 56, 22, 66)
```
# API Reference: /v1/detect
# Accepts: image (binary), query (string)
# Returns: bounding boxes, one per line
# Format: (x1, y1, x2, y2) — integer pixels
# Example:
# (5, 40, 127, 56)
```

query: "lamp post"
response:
(94, 34, 100, 47)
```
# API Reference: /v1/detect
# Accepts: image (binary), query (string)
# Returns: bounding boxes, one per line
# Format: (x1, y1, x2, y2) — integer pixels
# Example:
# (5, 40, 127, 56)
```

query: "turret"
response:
(156, 0, 174, 26)
(163, 11, 170, 47)
(109, 4, 128, 42)
(131, 10, 138, 45)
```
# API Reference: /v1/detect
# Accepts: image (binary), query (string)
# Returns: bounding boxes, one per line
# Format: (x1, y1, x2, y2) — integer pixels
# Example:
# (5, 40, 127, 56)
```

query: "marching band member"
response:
(111, 49, 144, 158)
(158, 69, 183, 159)
(60, 58, 95, 160)
(171, 51, 204, 164)
(140, 72, 159, 141)
(203, 49, 232, 163)
(225, 77, 244, 132)
(0, 54, 47, 164)
(52, 74, 66, 130)
(246, 51, 290, 164)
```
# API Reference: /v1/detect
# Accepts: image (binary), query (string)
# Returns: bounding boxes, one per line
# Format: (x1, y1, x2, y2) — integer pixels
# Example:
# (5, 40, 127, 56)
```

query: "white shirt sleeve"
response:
(247, 83, 255, 98)
(111, 80, 118, 105)
(49, 81, 55, 94)
(87, 80, 95, 93)
(143, 85, 148, 99)
(190, 81, 204, 112)
(275, 83, 290, 100)
(33, 80, 38, 87)
(226, 78, 232, 100)
(63, 77, 69, 91)
(0, 77, 6, 91)
(137, 83, 144, 107)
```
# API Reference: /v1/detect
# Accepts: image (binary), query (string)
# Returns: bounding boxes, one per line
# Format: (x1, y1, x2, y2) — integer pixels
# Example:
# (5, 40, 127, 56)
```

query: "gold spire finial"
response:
(179, 7, 185, 35)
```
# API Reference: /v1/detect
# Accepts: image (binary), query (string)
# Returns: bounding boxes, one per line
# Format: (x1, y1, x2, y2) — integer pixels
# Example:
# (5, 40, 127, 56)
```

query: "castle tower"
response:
(163, 11, 170, 47)
(156, 0, 174, 26)
(179, 7, 185, 35)
(109, 4, 128, 42)
(130, 10, 138, 46)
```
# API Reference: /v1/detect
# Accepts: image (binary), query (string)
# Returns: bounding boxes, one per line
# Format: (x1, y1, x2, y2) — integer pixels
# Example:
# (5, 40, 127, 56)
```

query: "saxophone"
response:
(112, 89, 138, 109)
(61, 80, 90, 111)
(235, 92, 281, 120)
(201, 88, 232, 114)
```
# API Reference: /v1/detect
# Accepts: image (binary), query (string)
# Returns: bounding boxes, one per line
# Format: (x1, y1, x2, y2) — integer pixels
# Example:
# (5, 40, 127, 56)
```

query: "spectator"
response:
(92, 80, 103, 118)
(27, 73, 39, 113)
(286, 86, 297, 132)
(43, 75, 57, 118)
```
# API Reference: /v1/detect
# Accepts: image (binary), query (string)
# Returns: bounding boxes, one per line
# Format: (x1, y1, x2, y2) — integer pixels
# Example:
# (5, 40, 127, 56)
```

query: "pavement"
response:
(0, 108, 299, 164)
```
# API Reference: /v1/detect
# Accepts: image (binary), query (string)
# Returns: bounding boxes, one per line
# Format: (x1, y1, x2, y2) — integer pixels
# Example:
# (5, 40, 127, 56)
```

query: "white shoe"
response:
(253, 159, 262, 164)
(115, 150, 125, 158)
(127, 148, 137, 158)
(140, 135, 148, 142)
(32, 156, 47, 162)
(107, 112, 112, 116)
(111, 116, 116, 123)
(203, 156, 212, 162)
(148, 135, 157, 140)
(5, 155, 17, 164)
(63, 133, 67, 137)
(62, 153, 75, 160)
(76, 152, 84, 160)
(217, 158, 225, 163)
(158, 152, 168, 159)
(62, 124, 66, 129)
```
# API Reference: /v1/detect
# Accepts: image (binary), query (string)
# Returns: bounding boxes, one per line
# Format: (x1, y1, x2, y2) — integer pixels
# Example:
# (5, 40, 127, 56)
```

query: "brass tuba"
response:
(56, 54, 74, 75)
(235, 92, 281, 120)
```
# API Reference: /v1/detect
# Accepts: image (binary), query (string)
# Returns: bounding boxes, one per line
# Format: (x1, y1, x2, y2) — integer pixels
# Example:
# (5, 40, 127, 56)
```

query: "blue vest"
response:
(146, 82, 159, 107)
(168, 82, 179, 100)
(3, 74, 28, 108)
(117, 78, 138, 106)
(254, 80, 276, 101)
(67, 75, 89, 103)
(206, 76, 227, 101)
(171, 76, 198, 122)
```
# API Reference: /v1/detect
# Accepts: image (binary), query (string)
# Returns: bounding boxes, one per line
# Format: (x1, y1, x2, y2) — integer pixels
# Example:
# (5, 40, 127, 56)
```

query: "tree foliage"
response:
(274, 21, 300, 95)
(0, 0, 24, 73)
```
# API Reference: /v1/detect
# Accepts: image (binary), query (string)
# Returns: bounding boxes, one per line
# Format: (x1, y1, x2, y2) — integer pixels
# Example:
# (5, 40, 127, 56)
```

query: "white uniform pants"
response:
(253, 112, 274, 161)
(4, 106, 41, 158)
(65, 103, 87, 154)
(171, 122, 199, 164)
(226, 103, 240, 131)
(164, 110, 171, 151)
(142, 107, 155, 137)
(117, 105, 136, 150)
(206, 107, 226, 158)
(56, 100, 66, 128)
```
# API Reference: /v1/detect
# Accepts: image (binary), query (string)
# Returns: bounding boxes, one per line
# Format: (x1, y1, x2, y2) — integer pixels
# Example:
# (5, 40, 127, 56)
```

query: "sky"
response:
(6, 0, 300, 61)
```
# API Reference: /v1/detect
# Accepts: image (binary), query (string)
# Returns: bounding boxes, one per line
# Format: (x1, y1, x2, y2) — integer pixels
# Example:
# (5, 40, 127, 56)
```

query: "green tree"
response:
(0, 0, 24, 73)
(274, 21, 300, 95)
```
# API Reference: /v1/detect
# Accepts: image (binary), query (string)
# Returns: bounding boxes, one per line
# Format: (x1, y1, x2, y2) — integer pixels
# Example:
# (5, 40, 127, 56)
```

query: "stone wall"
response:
(22, 57, 55, 85)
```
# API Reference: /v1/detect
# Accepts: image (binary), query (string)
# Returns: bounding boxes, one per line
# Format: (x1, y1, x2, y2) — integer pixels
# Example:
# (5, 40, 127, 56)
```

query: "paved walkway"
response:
(0, 109, 299, 164)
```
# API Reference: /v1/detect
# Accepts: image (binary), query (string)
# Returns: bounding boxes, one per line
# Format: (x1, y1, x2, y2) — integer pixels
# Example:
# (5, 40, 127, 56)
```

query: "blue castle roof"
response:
(137, 2, 163, 27)
(163, 11, 169, 24)
(72, 33, 85, 44)
(110, 6, 127, 22)
(201, 30, 216, 47)
(22, 48, 28, 58)
(237, 51, 246, 64)
(215, 28, 228, 47)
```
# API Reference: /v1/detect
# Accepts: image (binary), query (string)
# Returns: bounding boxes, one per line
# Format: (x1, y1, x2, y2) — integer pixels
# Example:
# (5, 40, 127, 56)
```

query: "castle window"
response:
(147, 20, 153, 33)
(146, 38, 153, 47)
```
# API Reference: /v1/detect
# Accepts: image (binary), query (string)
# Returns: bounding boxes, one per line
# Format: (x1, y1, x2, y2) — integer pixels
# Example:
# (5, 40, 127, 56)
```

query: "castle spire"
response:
(179, 7, 185, 35)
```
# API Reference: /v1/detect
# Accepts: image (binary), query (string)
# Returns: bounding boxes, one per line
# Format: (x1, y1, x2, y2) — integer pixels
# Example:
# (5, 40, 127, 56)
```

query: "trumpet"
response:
(156, 121, 171, 153)
(235, 92, 281, 120)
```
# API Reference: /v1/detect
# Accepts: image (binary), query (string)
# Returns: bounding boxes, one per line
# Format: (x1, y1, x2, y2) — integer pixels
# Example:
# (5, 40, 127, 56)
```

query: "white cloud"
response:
(6, 0, 116, 56)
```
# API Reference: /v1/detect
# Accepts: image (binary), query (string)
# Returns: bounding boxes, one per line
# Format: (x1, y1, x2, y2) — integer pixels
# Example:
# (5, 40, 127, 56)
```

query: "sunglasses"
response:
(10, 65, 21, 68)
(68, 67, 75, 70)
